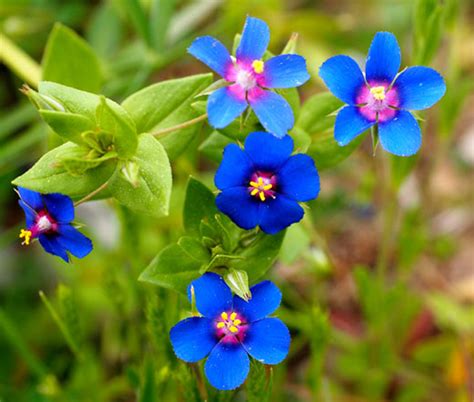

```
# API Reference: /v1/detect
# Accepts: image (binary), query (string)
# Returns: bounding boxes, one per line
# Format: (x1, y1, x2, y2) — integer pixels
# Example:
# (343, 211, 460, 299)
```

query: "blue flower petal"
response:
(394, 66, 446, 110)
(236, 16, 270, 63)
(188, 36, 233, 77)
(335, 105, 375, 146)
(259, 195, 304, 234)
(205, 342, 249, 390)
(233, 281, 282, 322)
(319, 55, 365, 105)
(216, 187, 260, 231)
(17, 187, 43, 210)
(277, 154, 320, 202)
(244, 131, 293, 171)
(170, 317, 217, 363)
(188, 273, 233, 318)
(39, 234, 69, 262)
(242, 318, 290, 364)
(56, 224, 93, 259)
(42, 193, 74, 223)
(215, 144, 254, 190)
(261, 54, 310, 88)
(248, 88, 294, 138)
(378, 110, 421, 156)
(18, 200, 36, 228)
(243, 318, 291, 364)
(365, 32, 401, 83)
(207, 86, 248, 129)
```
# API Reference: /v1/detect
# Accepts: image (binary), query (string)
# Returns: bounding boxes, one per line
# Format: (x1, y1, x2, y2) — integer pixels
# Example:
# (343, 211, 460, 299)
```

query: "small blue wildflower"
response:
(17, 187, 93, 262)
(214, 132, 319, 234)
(319, 32, 446, 156)
(188, 16, 310, 138)
(170, 272, 290, 390)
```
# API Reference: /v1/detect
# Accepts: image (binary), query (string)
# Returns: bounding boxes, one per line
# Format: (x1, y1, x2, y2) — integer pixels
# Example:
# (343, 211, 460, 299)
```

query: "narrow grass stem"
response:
(0, 33, 41, 88)
(151, 113, 208, 138)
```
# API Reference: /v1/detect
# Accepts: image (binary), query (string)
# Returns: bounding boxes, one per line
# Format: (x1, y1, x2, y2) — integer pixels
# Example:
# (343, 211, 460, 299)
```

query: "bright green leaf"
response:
(109, 134, 172, 217)
(12, 142, 116, 198)
(121, 74, 213, 159)
(42, 23, 103, 92)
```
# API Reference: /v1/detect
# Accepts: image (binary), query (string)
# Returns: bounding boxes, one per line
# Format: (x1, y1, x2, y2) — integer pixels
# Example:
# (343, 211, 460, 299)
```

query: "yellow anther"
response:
(229, 326, 239, 333)
(250, 188, 259, 196)
(230, 312, 237, 320)
(19, 229, 32, 246)
(233, 319, 241, 326)
(217, 322, 225, 329)
(259, 192, 266, 202)
(263, 184, 272, 191)
(221, 312, 228, 320)
(370, 86, 386, 101)
(252, 59, 264, 74)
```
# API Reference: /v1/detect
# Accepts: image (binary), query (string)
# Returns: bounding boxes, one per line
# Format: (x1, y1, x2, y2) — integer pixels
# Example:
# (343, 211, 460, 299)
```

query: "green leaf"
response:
(12, 142, 116, 198)
(38, 82, 138, 157)
(42, 23, 103, 92)
(121, 74, 213, 159)
(297, 92, 362, 170)
(139, 236, 211, 294)
(61, 149, 118, 176)
(39, 110, 95, 144)
(109, 134, 172, 217)
(95, 96, 138, 158)
(183, 177, 218, 236)
(231, 230, 286, 283)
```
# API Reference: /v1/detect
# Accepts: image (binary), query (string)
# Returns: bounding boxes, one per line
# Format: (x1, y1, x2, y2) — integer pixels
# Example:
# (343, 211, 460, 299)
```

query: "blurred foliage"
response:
(1, 0, 473, 402)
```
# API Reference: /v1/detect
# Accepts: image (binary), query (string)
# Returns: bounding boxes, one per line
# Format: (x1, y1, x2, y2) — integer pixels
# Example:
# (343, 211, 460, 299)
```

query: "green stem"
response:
(151, 113, 208, 138)
(0, 33, 41, 87)
(39, 291, 82, 359)
(74, 180, 110, 207)
(375, 152, 397, 281)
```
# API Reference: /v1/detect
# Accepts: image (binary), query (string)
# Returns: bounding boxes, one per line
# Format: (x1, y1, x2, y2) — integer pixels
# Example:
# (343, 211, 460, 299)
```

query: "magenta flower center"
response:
(19, 211, 57, 245)
(248, 172, 277, 202)
(227, 59, 264, 91)
(356, 81, 400, 122)
(215, 311, 247, 343)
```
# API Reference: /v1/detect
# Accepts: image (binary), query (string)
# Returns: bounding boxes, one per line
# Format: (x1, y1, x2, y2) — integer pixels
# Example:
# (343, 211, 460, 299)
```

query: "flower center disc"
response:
(248, 173, 276, 202)
(216, 312, 242, 335)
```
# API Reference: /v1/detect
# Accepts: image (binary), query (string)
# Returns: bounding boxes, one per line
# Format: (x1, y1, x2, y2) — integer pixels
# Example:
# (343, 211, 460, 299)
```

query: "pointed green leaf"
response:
(12, 142, 116, 198)
(109, 134, 172, 217)
(42, 23, 103, 92)
(183, 177, 218, 236)
(121, 74, 213, 159)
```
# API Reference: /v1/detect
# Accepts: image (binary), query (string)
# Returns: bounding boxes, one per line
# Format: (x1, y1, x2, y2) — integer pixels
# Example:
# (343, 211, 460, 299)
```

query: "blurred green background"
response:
(0, 0, 473, 401)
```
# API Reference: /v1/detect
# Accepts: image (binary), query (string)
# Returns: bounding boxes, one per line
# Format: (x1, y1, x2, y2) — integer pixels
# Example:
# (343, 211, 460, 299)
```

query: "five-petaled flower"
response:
(170, 272, 290, 390)
(319, 31, 446, 156)
(17, 187, 93, 262)
(214, 132, 319, 234)
(188, 16, 310, 138)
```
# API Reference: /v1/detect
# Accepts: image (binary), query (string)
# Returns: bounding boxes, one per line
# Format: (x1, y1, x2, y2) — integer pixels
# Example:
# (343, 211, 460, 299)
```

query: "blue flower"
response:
(188, 16, 310, 138)
(319, 32, 446, 156)
(214, 132, 319, 234)
(17, 187, 93, 262)
(170, 272, 290, 390)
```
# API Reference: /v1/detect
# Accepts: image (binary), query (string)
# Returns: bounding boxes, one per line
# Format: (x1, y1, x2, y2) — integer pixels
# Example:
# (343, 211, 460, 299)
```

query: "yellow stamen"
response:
(221, 312, 228, 320)
(229, 326, 238, 333)
(217, 322, 225, 329)
(250, 188, 259, 196)
(19, 229, 32, 246)
(370, 86, 386, 101)
(259, 192, 266, 202)
(263, 184, 272, 191)
(252, 59, 264, 74)
(230, 312, 237, 320)
(233, 319, 241, 326)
